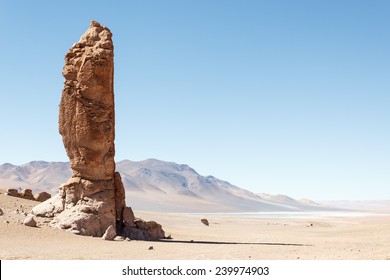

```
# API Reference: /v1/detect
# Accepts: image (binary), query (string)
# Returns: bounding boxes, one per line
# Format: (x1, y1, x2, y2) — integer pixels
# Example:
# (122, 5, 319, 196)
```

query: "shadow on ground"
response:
(153, 239, 311, 246)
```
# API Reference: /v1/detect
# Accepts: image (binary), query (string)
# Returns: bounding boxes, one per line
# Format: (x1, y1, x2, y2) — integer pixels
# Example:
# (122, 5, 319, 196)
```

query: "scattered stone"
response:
(102, 225, 116, 240)
(114, 236, 125, 241)
(125, 237, 131, 241)
(5, 189, 19, 197)
(5, 188, 52, 202)
(307, 223, 313, 227)
(114, 172, 126, 220)
(23, 216, 37, 227)
(201, 218, 209, 226)
(20, 189, 34, 200)
(0, 208, 3, 216)
(34, 192, 52, 202)
(148, 246, 154, 250)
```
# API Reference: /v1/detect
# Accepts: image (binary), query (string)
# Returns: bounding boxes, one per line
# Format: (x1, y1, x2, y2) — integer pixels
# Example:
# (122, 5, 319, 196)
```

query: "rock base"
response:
(32, 176, 117, 236)
(32, 175, 166, 240)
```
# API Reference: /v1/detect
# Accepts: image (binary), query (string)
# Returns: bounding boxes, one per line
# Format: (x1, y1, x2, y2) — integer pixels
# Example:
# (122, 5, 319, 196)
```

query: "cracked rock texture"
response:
(32, 21, 165, 240)
(32, 21, 123, 237)
(60, 20, 115, 181)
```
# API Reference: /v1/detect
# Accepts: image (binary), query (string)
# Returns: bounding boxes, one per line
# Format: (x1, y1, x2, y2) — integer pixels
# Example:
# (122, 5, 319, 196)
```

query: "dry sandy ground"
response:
(1, 189, 390, 260)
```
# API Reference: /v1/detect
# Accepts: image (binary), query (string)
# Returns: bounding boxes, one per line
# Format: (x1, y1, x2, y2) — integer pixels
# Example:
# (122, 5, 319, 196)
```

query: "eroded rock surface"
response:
(31, 21, 166, 240)
(5, 188, 51, 202)
(60, 20, 115, 181)
(34, 192, 51, 202)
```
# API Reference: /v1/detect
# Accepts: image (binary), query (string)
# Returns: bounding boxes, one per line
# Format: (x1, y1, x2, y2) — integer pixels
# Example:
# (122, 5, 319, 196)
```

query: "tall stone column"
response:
(32, 21, 125, 237)
(60, 20, 115, 181)
(32, 21, 165, 240)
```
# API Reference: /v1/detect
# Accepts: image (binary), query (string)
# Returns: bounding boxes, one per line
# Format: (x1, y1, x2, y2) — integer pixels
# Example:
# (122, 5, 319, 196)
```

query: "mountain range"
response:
(0, 159, 332, 212)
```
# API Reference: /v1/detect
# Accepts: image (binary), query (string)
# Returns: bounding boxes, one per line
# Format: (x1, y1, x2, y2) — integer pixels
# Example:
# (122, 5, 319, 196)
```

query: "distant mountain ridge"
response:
(0, 161, 71, 194)
(0, 159, 330, 212)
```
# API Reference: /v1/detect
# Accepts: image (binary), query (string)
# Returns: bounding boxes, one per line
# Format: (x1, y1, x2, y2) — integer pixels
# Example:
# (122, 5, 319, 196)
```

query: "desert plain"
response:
(1, 189, 390, 260)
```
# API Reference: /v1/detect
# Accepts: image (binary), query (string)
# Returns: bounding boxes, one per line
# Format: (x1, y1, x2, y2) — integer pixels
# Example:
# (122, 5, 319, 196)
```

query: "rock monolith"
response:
(32, 21, 121, 236)
(32, 21, 166, 240)
(60, 20, 115, 181)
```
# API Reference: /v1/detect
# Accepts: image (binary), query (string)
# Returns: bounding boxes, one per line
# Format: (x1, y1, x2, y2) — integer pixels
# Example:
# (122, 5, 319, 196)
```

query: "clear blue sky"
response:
(0, 0, 389, 200)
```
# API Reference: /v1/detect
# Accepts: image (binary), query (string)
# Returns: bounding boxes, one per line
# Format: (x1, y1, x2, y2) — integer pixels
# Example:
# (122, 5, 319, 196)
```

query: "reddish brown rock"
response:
(32, 21, 166, 240)
(32, 21, 120, 237)
(34, 192, 52, 202)
(5, 189, 19, 197)
(5, 188, 48, 202)
(123, 207, 135, 226)
(201, 218, 209, 226)
(59, 20, 115, 181)
(20, 189, 34, 200)
(114, 172, 126, 220)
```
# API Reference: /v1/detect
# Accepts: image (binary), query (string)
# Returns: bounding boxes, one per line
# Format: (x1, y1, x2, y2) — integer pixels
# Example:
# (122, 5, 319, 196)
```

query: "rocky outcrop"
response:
(122, 218, 166, 240)
(32, 21, 166, 240)
(34, 192, 51, 202)
(5, 188, 51, 202)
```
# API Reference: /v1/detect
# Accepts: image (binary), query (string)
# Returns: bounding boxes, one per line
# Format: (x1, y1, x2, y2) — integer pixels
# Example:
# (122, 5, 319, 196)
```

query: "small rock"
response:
(21, 189, 34, 200)
(23, 216, 37, 227)
(125, 237, 131, 241)
(114, 236, 125, 241)
(102, 225, 116, 240)
(5, 189, 19, 197)
(201, 218, 209, 226)
(148, 246, 154, 250)
(34, 192, 52, 202)
(0, 208, 3, 216)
